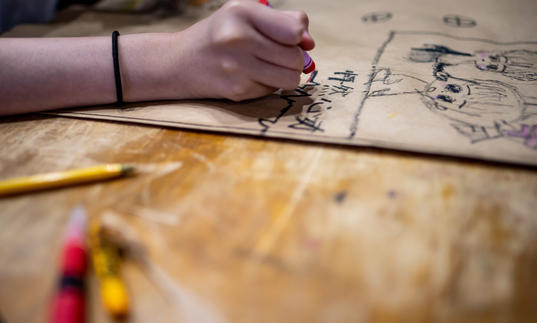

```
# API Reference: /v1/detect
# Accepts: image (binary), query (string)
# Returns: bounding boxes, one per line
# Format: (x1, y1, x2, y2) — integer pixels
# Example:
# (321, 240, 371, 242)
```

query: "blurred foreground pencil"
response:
(0, 164, 135, 196)
(90, 221, 130, 319)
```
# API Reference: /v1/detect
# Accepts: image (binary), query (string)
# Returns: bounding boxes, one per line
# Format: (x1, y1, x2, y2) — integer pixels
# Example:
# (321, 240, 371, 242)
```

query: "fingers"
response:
(280, 10, 309, 30)
(204, 0, 311, 101)
(250, 57, 301, 90)
(246, 2, 308, 46)
(220, 56, 300, 101)
(252, 32, 304, 71)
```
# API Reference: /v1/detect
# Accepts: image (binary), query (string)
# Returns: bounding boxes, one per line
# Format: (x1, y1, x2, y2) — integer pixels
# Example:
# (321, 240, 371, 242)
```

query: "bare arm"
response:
(0, 36, 116, 115)
(0, 0, 315, 116)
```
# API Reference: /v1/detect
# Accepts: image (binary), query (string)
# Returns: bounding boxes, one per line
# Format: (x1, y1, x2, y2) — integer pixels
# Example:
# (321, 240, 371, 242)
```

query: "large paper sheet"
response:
(43, 0, 537, 165)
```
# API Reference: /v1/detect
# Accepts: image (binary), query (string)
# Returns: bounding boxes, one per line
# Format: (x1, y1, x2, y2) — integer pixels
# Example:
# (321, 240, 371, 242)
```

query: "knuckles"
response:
(220, 58, 239, 74)
(283, 10, 309, 44)
(211, 0, 256, 48)
(221, 0, 250, 18)
(212, 23, 251, 48)
(295, 11, 309, 28)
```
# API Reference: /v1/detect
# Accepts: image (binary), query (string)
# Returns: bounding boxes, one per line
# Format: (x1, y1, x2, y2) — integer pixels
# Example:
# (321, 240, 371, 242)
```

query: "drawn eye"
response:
(437, 94, 455, 103)
(427, 86, 437, 92)
(490, 55, 499, 62)
(445, 84, 462, 93)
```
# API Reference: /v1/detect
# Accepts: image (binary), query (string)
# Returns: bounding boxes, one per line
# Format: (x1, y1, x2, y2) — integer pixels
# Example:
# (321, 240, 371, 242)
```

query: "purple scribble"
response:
(387, 189, 397, 199)
(504, 124, 537, 148)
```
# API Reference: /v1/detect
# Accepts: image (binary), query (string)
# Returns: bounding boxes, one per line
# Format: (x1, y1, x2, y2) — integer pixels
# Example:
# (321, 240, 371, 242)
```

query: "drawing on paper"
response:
(258, 70, 358, 135)
(359, 31, 537, 149)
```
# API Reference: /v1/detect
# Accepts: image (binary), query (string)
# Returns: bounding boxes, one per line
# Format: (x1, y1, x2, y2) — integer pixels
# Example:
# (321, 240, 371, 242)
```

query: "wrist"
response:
(119, 32, 190, 102)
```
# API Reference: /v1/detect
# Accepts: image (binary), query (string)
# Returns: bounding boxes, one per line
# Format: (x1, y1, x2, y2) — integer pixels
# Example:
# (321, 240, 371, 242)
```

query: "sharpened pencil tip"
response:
(120, 165, 136, 176)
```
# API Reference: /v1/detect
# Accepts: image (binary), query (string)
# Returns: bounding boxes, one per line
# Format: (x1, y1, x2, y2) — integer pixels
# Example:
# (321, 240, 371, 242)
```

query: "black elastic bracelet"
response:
(112, 30, 123, 107)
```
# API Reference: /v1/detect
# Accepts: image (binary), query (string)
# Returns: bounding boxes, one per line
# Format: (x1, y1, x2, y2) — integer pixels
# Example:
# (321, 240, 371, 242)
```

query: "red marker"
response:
(50, 206, 88, 323)
(259, 0, 316, 74)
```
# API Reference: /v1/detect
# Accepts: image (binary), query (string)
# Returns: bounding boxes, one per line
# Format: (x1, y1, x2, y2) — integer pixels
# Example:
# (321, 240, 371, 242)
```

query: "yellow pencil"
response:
(0, 164, 135, 196)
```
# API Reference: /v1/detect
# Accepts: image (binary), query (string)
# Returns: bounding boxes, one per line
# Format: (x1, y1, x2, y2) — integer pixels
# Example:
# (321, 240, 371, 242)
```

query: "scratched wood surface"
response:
(1, 114, 537, 323)
(1, 4, 537, 323)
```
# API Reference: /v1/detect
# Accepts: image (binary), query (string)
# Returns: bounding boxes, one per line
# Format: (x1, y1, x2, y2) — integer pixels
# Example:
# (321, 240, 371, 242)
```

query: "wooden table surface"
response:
(1, 5, 537, 323)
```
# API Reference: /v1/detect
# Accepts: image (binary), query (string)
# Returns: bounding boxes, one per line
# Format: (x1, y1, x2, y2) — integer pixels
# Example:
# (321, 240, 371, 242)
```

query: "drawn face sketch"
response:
(474, 51, 508, 73)
(474, 50, 537, 81)
(421, 77, 525, 127)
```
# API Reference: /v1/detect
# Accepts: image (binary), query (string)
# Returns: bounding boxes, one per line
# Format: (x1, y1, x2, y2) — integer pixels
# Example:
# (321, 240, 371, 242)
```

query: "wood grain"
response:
(1, 114, 536, 323)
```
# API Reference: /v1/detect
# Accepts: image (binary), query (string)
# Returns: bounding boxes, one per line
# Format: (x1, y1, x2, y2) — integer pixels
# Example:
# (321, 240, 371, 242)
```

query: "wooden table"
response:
(1, 5, 537, 323)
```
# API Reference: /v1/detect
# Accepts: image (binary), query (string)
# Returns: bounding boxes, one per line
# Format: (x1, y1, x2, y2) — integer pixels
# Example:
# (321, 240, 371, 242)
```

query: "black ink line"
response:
(348, 31, 395, 139)
(443, 15, 476, 28)
(258, 70, 320, 134)
(369, 90, 421, 97)
(257, 88, 312, 134)
(411, 45, 472, 57)
(361, 12, 392, 24)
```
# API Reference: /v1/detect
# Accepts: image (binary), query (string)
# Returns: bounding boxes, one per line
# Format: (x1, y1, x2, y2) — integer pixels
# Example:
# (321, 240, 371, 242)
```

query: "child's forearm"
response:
(0, 33, 182, 115)
(0, 36, 115, 115)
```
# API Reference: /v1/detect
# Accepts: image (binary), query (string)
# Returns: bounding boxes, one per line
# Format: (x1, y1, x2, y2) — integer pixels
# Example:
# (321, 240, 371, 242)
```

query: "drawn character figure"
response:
(367, 67, 537, 146)
(474, 50, 537, 81)
(420, 76, 537, 143)
(409, 45, 537, 82)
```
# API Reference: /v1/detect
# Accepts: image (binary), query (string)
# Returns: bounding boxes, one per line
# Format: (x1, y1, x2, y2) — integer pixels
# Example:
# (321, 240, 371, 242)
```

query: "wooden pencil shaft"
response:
(0, 164, 133, 196)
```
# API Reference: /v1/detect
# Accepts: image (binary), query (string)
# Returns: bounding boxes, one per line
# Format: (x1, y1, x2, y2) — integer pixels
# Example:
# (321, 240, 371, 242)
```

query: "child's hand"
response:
(160, 0, 315, 101)
(0, 0, 316, 115)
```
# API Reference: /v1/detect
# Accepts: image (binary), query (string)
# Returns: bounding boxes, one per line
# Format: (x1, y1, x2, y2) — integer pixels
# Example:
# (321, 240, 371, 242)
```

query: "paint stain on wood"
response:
(334, 191, 347, 204)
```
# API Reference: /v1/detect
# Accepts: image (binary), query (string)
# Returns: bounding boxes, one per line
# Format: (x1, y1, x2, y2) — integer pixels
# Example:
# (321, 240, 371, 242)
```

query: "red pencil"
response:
(50, 206, 88, 323)
(258, 0, 316, 74)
